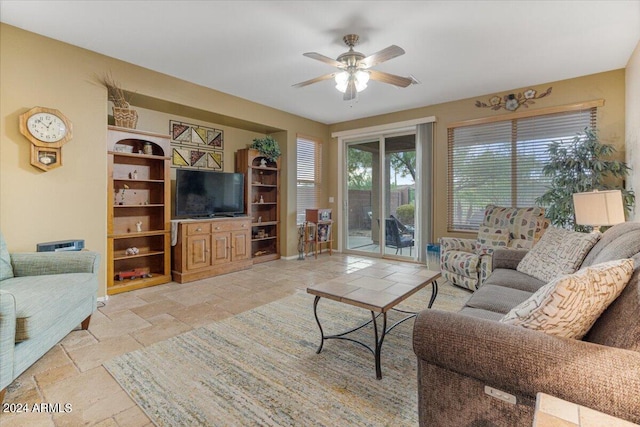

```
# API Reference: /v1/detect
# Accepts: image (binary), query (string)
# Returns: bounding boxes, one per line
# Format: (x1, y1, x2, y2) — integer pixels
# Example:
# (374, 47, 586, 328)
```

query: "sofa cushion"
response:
(0, 273, 97, 342)
(483, 268, 546, 293)
(500, 259, 634, 339)
(517, 227, 600, 283)
(458, 307, 504, 321)
(0, 232, 13, 281)
(476, 226, 509, 250)
(582, 222, 640, 267)
(465, 284, 533, 314)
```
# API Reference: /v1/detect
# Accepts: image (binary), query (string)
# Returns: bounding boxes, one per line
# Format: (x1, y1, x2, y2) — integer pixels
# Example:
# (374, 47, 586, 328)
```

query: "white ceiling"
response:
(1, 1, 639, 125)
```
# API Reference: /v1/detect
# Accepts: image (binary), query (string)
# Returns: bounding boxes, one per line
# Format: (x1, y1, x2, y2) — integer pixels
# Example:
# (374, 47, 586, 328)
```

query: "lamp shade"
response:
(573, 190, 625, 226)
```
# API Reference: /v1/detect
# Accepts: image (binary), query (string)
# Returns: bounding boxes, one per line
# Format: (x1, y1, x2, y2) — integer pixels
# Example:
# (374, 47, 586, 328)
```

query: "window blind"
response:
(447, 107, 596, 231)
(297, 136, 322, 224)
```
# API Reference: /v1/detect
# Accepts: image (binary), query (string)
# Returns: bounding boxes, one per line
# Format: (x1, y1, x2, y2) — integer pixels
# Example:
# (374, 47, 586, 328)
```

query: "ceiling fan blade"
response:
(303, 52, 344, 68)
(292, 73, 336, 88)
(368, 70, 414, 88)
(343, 79, 357, 101)
(358, 45, 405, 69)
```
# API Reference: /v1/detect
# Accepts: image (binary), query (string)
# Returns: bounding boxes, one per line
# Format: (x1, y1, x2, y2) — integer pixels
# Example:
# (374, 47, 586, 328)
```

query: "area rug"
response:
(104, 284, 467, 426)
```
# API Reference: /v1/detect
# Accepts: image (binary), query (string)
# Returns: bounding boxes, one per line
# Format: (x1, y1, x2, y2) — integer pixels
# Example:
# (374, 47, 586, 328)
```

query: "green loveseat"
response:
(0, 232, 99, 402)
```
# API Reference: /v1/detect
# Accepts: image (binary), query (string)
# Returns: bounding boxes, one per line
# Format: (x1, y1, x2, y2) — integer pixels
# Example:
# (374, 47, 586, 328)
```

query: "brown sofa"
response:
(413, 221, 640, 426)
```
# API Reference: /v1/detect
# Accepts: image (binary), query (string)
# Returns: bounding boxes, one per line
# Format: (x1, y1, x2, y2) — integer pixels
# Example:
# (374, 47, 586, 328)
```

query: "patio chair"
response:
(385, 218, 414, 255)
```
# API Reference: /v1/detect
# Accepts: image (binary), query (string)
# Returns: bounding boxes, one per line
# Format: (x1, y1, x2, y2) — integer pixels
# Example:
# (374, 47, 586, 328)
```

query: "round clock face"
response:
(26, 112, 68, 143)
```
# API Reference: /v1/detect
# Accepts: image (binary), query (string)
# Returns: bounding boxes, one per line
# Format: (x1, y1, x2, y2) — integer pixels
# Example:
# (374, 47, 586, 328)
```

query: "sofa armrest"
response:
(440, 237, 478, 254)
(492, 248, 528, 270)
(413, 309, 640, 423)
(10, 251, 100, 277)
(0, 290, 16, 390)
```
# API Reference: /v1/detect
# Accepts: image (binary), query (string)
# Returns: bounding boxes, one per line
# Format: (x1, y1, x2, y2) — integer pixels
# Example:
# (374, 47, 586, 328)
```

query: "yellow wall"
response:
(0, 24, 330, 297)
(329, 70, 627, 240)
(626, 39, 640, 221)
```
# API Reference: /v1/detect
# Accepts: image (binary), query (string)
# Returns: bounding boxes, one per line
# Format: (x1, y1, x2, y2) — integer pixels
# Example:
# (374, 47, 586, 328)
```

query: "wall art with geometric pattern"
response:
(169, 120, 224, 170)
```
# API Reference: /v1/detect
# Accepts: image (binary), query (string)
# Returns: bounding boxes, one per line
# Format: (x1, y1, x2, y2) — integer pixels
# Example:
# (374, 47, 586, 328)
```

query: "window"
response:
(448, 104, 598, 231)
(297, 135, 322, 224)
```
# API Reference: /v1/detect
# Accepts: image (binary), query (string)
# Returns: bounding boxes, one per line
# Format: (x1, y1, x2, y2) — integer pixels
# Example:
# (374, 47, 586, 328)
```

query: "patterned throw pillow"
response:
(482, 205, 545, 243)
(501, 259, 634, 339)
(517, 227, 600, 283)
(476, 226, 509, 251)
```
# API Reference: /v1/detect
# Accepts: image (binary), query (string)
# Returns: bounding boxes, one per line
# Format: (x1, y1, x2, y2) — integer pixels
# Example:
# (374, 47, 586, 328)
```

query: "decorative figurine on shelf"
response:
(129, 170, 138, 180)
(260, 158, 268, 168)
(259, 195, 264, 204)
(258, 216, 262, 224)
(119, 184, 129, 205)
(257, 229, 266, 239)
(297, 223, 306, 260)
(125, 247, 139, 256)
(136, 221, 142, 232)
(143, 142, 153, 155)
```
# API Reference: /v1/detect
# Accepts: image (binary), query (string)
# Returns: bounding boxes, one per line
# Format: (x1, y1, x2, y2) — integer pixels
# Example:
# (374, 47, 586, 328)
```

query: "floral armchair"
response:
(440, 205, 548, 290)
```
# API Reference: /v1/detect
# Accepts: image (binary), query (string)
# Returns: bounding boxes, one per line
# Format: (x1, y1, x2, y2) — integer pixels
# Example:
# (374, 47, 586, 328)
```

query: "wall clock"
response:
(19, 106, 73, 171)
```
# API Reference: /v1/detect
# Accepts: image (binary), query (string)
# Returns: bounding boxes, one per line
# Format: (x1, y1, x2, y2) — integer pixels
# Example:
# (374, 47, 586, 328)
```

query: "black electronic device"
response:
(37, 239, 85, 252)
(175, 169, 245, 218)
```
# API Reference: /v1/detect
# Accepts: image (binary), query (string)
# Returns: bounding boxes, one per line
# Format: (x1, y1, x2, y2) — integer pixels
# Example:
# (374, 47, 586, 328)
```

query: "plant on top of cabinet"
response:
(250, 136, 281, 162)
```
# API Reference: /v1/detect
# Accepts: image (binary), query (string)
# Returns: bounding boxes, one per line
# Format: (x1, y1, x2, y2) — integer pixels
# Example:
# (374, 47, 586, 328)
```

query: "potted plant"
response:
(250, 136, 281, 162)
(99, 73, 138, 129)
(536, 127, 635, 231)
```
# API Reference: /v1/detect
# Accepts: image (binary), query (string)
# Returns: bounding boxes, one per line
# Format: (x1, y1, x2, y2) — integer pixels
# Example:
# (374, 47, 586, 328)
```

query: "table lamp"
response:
(572, 189, 626, 232)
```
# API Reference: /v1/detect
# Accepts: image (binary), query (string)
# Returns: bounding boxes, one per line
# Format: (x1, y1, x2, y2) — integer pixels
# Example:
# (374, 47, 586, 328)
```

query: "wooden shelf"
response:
(109, 230, 167, 239)
(114, 178, 165, 184)
(107, 127, 172, 295)
(108, 273, 173, 295)
(236, 148, 280, 264)
(252, 236, 277, 242)
(249, 166, 278, 172)
(109, 151, 170, 161)
(113, 249, 165, 261)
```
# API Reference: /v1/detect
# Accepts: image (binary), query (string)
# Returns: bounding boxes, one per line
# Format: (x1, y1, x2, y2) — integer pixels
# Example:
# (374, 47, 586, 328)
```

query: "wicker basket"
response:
(113, 107, 138, 129)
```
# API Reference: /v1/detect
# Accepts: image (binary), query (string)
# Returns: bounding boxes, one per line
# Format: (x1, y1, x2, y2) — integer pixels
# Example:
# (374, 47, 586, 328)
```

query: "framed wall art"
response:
(170, 120, 224, 170)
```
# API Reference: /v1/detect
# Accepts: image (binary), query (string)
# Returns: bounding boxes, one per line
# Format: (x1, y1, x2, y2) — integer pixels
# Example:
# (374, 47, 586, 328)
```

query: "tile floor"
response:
(1, 254, 465, 426)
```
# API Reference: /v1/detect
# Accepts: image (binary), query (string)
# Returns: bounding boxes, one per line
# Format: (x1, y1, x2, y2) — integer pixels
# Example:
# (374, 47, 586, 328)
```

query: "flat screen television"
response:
(175, 169, 245, 218)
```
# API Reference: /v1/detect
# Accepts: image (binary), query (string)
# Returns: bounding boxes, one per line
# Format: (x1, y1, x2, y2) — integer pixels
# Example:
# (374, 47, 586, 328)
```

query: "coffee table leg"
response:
(373, 311, 388, 380)
(428, 280, 438, 309)
(312, 295, 325, 354)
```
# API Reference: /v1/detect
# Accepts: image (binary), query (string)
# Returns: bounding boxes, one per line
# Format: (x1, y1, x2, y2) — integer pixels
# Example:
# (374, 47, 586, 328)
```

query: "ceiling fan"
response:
(293, 34, 416, 101)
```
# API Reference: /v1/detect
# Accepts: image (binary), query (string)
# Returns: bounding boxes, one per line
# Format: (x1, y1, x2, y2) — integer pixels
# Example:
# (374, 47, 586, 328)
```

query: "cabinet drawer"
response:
(186, 223, 211, 235)
(211, 220, 250, 233)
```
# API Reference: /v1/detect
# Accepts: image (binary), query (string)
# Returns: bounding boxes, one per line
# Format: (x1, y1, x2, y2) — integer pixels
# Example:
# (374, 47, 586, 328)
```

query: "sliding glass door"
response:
(345, 139, 381, 254)
(344, 133, 418, 260)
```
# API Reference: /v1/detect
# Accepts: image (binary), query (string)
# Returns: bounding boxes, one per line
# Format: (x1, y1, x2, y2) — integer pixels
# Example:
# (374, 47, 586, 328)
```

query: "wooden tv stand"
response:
(171, 217, 252, 283)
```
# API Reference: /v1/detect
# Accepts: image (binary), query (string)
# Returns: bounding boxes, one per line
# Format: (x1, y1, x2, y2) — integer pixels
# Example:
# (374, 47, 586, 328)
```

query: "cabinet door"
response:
(186, 235, 212, 270)
(212, 232, 230, 265)
(231, 230, 250, 261)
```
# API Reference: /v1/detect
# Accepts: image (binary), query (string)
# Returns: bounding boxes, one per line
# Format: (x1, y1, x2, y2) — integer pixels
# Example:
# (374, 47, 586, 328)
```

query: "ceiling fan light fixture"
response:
(335, 70, 370, 93)
(335, 71, 349, 93)
(354, 70, 370, 92)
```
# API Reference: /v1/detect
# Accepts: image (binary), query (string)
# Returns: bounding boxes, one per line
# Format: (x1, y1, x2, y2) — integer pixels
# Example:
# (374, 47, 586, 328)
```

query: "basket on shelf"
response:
(113, 107, 138, 129)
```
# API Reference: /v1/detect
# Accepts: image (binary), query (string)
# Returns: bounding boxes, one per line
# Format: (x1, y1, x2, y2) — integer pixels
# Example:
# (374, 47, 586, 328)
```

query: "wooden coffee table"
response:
(307, 270, 440, 379)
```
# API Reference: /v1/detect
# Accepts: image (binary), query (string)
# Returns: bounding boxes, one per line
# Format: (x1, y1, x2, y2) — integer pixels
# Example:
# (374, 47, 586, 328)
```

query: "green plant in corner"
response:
(250, 136, 281, 162)
(536, 127, 635, 231)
